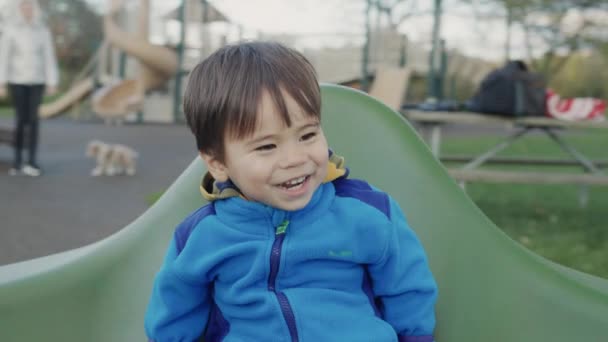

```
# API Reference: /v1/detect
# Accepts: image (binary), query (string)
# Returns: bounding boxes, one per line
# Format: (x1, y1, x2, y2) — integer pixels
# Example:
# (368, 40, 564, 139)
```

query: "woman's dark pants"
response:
(9, 83, 44, 168)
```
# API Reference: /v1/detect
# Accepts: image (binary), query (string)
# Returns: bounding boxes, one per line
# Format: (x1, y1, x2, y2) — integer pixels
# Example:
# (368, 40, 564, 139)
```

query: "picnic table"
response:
(401, 110, 608, 206)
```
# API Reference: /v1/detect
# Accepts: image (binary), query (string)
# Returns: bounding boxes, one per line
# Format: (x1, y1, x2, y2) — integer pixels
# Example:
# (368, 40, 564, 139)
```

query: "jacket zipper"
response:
(268, 220, 299, 342)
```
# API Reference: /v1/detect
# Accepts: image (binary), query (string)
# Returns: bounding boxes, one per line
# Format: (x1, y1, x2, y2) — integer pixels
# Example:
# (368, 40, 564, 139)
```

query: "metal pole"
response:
(201, 0, 209, 57)
(399, 34, 408, 67)
(135, 0, 147, 123)
(438, 39, 447, 100)
(361, 0, 372, 92)
(427, 0, 442, 100)
(505, 6, 512, 62)
(203, 0, 209, 22)
(173, 0, 187, 123)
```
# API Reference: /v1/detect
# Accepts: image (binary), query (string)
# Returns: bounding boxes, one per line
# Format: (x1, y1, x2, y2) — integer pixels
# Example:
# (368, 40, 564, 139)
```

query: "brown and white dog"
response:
(86, 140, 138, 176)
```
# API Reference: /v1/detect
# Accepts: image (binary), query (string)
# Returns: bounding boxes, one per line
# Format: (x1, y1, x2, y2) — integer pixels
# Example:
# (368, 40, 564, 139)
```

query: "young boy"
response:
(145, 42, 437, 342)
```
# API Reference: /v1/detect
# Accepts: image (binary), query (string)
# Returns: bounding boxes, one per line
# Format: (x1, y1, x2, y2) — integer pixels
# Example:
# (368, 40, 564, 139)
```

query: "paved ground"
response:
(0, 117, 196, 265)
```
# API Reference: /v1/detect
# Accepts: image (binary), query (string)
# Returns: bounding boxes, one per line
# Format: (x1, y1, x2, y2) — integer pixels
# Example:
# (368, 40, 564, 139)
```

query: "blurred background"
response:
(0, 0, 605, 105)
(0, 0, 606, 279)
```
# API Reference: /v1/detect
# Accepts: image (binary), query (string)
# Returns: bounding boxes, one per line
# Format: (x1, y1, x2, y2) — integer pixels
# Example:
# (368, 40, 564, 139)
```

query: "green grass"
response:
(0, 106, 12, 117)
(443, 131, 607, 159)
(466, 183, 608, 278)
(441, 131, 608, 279)
(146, 191, 165, 206)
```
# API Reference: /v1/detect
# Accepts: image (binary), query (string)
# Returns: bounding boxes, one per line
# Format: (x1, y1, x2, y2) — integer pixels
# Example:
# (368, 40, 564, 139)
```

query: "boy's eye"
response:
(255, 144, 276, 151)
(301, 132, 317, 141)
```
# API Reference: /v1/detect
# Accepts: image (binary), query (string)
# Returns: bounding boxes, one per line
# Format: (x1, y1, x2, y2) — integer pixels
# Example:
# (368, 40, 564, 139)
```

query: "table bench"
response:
(401, 110, 608, 206)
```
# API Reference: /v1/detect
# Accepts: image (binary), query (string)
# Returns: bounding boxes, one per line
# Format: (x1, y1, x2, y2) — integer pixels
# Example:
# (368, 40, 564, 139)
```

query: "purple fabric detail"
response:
(340, 167, 350, 179)
(397, 335, 434, 342)
(268, 232, 299, 341)
(174, 204, 216, 253)
(215, 179, 238, 191)
(204, 294, 230, 342)
(361, 267, 384, 318)
(268, 233, 286, 291)
(277, 292, 300, 342)
(333, 178, 390, 219)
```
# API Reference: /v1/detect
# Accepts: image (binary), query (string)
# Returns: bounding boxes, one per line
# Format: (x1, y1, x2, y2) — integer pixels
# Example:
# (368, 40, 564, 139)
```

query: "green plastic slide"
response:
(1, 84, 607, 341)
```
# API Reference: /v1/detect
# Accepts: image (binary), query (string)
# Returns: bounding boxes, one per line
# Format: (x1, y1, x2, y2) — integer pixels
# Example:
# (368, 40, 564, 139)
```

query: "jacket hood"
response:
(200, 150, 348, 202)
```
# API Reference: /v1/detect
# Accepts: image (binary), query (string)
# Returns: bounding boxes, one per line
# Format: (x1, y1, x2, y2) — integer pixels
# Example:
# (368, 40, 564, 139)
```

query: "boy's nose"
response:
(278, 143, 306, 169)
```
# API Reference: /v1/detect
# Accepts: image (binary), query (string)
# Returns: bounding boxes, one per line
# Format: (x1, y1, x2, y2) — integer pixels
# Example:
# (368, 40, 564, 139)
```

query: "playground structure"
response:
(92, 0, 178, 119)
(1, 84, 607, 341)
(33, 0, 491, 122)
(36, 0, 237, 123)
(39, 0, 179, 121)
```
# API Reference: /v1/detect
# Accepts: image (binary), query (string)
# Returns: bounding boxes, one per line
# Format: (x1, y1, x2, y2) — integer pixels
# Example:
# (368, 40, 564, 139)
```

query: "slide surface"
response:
(39, 78, 95, 118)
(92, 0, 178, 119)
(1, 84, 607, 341)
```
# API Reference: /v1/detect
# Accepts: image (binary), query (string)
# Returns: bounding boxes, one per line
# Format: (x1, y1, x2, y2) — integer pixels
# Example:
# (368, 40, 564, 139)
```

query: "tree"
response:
(464, 0, 608, 79)
(40, 0, 103, 84)
(369, 0, 429, 29)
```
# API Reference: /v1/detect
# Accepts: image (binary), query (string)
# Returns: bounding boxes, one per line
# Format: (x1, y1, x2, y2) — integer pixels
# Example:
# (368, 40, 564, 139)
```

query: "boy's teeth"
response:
(288, 176, 305, 185)
(283, 176, 306, 187)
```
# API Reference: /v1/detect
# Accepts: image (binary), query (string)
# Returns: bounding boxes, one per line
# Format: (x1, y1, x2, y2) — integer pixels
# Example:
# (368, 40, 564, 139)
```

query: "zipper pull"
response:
(276, 220, 289, 235)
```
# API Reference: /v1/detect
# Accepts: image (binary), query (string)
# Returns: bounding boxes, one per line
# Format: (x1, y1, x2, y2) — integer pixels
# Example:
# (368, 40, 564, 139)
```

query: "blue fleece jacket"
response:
(145, 154, 437, 342)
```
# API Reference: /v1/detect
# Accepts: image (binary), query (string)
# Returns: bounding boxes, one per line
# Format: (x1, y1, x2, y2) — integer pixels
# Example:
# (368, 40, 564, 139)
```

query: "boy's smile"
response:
(202, 89, 329, 211)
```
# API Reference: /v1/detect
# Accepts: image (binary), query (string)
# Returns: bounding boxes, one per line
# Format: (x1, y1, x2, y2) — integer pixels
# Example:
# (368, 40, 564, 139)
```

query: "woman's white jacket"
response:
(0, 6, 59, 87)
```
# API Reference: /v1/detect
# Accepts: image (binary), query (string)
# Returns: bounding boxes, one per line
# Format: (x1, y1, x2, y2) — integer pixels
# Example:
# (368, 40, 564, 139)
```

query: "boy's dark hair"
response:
(184, 41, 321, 161)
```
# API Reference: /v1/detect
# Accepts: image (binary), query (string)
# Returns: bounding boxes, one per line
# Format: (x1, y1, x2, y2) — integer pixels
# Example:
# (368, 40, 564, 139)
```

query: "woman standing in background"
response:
(0, 0, 58, 176)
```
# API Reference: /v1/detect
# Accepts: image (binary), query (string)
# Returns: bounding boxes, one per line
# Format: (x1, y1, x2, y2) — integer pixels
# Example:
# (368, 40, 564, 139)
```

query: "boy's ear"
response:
(199, 152, 229, 182)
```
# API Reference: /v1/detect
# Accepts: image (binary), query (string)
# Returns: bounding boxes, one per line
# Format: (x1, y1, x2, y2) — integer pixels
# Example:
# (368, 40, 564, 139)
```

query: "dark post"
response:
(361, 0, 372, 91)
(427, 0, 443, 100)
(438, 39, 447, 100)
(399, 34, 408, 67)
(172, 0, 187, 123)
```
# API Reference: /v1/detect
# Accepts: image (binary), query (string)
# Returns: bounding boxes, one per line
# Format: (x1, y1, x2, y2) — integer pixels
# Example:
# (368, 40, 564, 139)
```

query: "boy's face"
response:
(202, 90, 329, 211)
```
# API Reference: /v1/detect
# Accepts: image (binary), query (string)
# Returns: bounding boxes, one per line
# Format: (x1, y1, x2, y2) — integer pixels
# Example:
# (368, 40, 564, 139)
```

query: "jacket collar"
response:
(199, 150, 347, 230)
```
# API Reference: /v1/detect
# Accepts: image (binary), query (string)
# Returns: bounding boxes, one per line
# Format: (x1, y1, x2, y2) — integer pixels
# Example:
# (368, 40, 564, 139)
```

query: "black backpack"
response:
(467, 61, 546, 117)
